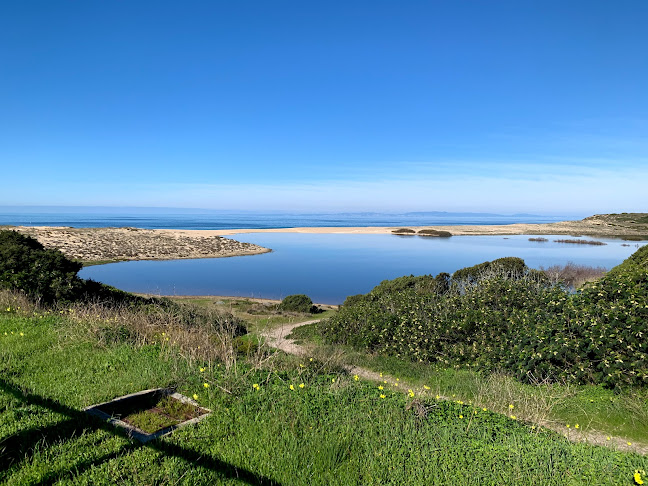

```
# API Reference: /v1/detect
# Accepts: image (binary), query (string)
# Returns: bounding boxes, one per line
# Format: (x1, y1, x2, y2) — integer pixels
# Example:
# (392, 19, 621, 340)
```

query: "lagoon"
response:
(78, 233, 644, 305)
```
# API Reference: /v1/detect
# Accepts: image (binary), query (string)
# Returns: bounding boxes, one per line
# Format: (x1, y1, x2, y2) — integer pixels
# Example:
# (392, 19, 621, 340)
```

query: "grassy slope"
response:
(2, 310, 648, 485)
(289, 245, 648, 444)
(167, 296, 337, 334)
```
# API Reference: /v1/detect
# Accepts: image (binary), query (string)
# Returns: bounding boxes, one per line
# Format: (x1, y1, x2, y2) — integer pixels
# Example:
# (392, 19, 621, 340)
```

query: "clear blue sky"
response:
(1, 1, 646, 214)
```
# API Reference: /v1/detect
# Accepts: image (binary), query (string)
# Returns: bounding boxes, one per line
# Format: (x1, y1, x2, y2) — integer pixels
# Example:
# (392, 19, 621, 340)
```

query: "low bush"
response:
(391, 228, 415, 234)
(320, 246, 648, 388)
(0, 230, 83, 303)
(452, 256, 540, 283)
(417, 229, 452, 237)
(278, 294, 316, 313)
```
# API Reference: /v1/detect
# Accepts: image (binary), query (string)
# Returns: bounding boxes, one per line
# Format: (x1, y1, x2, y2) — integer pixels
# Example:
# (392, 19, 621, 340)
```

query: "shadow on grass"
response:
(0, 379, 280, 485)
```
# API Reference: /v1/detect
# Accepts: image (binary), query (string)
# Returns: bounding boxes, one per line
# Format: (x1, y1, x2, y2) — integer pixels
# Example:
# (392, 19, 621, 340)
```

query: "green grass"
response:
(2, 310, 648, 485)
(122, 396, 199, 434)
(290, 322, 648, 445)
(167, 295, 337, 334)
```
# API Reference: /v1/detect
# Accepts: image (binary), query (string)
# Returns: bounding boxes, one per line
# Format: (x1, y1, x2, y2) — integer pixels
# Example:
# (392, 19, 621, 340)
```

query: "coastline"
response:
(5, 214, 646, 265)
(159, 216, 647, 239)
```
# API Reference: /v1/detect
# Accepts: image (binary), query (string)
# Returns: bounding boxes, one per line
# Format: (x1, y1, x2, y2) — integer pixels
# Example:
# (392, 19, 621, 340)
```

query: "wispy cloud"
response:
(5, 159, 644, 215)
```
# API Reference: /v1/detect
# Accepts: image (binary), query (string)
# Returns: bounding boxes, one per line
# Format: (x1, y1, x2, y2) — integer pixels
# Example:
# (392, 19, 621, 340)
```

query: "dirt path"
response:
(260, 318, 648, 455)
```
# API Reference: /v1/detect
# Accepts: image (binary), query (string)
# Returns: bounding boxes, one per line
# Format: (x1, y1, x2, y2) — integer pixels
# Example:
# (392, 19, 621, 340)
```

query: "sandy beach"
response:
(162, 213, 648, 238)
(5, 213, 646, 264)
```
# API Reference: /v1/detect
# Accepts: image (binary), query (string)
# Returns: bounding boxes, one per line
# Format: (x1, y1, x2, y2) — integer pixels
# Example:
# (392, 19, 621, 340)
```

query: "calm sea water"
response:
(0, 209, 565, 229)
(79, 233, 643, 304)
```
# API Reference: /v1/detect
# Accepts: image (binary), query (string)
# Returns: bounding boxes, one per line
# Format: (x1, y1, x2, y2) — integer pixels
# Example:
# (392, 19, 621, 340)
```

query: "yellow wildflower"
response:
(290, 384, 295, 391)
(459, 415, 463, 419)
(380, 394, 386, 399)
(509, 404, 514, 410)
(192, 394, 198, 400)
(378, 385, 384, 390)
(299, 383, 305, 388)
(253, 383, 260, 390)
(510, 415, 517, 420)
(575, 424, 579, 429)
(634, 471, 644, 485)
(408, 390, 414, 397)
(203, 383, 209, 388)
(423, 385, 430, 390)
(354, 375, 359, 381)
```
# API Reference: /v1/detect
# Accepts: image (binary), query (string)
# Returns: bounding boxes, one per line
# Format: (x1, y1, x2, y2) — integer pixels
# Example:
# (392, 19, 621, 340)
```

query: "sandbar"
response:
(4, 213, 646, 265)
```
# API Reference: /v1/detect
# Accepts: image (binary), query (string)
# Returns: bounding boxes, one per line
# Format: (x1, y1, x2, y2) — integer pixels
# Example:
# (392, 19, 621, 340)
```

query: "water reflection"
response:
(79, 234, 644, 304)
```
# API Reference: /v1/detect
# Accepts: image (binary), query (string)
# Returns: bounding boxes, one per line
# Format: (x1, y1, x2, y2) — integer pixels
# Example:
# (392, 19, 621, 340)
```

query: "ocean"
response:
(0, 208, 568, 230)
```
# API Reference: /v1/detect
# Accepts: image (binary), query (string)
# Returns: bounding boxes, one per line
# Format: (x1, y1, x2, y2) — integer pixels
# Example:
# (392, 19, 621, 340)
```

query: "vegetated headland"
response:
(2, 213, 646, 266)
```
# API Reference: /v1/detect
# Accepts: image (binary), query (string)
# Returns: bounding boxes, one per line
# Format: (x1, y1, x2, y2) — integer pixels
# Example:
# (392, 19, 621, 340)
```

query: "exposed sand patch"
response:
(157, 214, 648, 239)
(7, 226, 270, 264)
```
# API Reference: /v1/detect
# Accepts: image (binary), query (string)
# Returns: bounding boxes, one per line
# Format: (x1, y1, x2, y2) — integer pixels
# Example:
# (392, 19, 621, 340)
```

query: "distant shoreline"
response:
(5, 213, 647, 265)
(161, 216, 646, 239)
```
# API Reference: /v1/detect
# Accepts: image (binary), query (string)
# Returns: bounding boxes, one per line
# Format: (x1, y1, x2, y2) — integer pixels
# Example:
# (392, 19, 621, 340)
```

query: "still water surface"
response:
(79, 234, 644, 304)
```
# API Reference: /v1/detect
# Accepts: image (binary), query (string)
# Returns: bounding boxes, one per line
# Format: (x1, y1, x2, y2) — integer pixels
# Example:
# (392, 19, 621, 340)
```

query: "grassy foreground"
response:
(2, 305, 648, 485)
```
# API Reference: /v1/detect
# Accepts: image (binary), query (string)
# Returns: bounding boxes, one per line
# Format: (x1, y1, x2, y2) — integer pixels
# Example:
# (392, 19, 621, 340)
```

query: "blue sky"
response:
(1, 1, 646, 215)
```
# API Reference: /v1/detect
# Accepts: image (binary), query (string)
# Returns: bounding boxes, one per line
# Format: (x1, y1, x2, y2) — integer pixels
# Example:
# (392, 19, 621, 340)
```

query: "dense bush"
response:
(452, 257, 531, 283)
(0, 230, 83, 303)
(278, 294, 316, 313)
(321, 246, 648, 388)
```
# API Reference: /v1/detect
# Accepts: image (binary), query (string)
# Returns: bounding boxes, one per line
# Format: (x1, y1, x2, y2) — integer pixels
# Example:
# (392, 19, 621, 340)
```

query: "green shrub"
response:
(0, 230, 83, 303)
(452, 256, 529, 283)
(278, 294, 316, 313)
(320, 246, 648, 388)
(0, 230, 192, 312)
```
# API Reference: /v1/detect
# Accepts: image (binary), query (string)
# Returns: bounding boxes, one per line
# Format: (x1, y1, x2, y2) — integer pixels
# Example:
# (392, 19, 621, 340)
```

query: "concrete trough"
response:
(84, 387, 211, 443)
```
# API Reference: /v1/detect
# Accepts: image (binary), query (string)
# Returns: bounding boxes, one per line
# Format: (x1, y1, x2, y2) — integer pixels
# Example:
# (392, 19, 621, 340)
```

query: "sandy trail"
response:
(261, 318, 648, 455)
